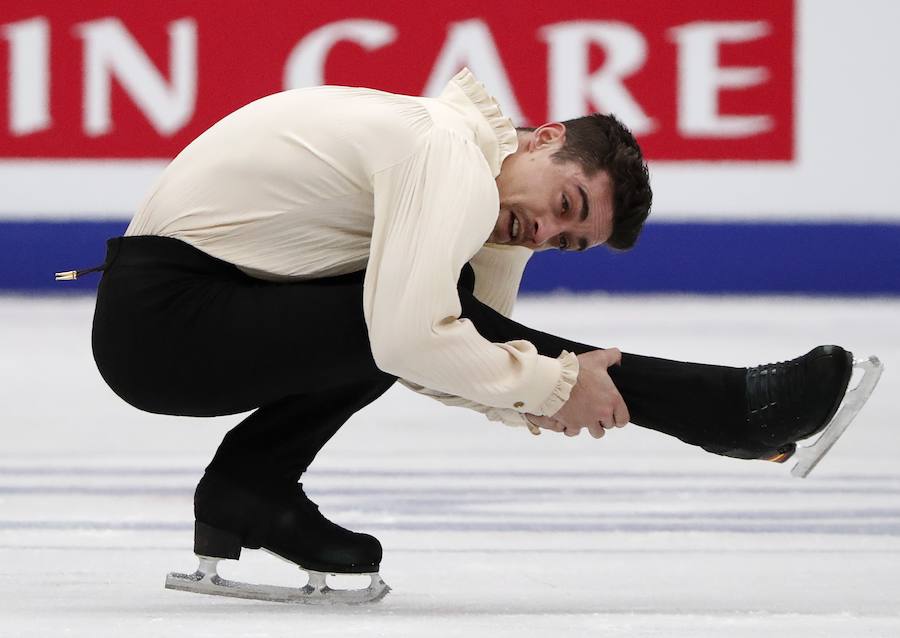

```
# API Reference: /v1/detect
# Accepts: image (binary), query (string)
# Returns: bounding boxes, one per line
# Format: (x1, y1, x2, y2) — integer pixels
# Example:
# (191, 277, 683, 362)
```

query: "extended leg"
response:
(455, 265, 865, 462)
(455, 266, 749, 454)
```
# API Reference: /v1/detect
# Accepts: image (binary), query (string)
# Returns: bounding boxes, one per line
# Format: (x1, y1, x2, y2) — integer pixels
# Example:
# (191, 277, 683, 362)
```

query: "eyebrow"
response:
(577, 185, 590, 251)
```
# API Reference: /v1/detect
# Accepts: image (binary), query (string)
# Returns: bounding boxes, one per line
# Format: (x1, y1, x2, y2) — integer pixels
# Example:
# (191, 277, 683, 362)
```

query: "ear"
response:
(528, 122, 567, 151)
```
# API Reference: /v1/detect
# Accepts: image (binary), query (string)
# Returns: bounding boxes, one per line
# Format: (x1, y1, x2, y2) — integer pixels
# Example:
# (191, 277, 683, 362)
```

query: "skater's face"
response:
(490, 124, 615, 252)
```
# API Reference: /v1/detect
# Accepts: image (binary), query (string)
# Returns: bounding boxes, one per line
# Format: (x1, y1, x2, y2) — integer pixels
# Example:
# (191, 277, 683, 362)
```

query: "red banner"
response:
(0, 0, 794, 160)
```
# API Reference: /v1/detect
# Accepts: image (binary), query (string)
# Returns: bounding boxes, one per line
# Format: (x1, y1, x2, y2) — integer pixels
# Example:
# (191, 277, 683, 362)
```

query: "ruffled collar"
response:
(439, 68, 518, 176)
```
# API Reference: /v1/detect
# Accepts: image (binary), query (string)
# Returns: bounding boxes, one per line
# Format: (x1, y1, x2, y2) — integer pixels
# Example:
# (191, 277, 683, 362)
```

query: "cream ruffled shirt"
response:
(126, 68, 579, 429)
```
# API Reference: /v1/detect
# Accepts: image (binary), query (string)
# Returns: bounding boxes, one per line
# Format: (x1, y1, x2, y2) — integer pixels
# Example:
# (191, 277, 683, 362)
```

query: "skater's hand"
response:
(524, 413, 604, 438)
(545, 349, 629, 437)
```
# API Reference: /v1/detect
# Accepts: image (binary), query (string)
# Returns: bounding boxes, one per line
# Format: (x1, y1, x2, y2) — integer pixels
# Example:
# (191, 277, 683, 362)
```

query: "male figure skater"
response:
(63, 68, 878, 603)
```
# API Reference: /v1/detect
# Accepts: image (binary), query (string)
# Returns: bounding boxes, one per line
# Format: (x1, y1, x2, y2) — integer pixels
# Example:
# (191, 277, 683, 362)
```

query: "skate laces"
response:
(745, 359, 804, 427)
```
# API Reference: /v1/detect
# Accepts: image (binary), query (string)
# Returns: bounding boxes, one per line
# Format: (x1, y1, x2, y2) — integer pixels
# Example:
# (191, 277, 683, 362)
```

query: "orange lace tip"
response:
(765, 449, 794, 464)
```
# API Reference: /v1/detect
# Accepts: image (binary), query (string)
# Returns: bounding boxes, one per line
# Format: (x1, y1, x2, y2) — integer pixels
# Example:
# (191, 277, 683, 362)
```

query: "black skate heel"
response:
(194, 520, 242, 560)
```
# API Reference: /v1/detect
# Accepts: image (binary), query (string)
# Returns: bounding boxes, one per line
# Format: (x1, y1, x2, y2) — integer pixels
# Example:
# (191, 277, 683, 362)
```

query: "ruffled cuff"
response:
(484, 407, 529, 428)
(486, 409, 544, 436)
(534, 350, 579, 417)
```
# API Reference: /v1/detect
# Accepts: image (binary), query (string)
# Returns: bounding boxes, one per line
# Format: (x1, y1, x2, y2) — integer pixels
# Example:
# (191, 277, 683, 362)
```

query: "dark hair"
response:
(519, 114, 651, 250)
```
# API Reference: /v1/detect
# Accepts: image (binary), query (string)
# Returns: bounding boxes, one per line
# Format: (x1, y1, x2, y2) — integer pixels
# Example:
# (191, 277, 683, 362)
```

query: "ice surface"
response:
(0, 295, 898, 637)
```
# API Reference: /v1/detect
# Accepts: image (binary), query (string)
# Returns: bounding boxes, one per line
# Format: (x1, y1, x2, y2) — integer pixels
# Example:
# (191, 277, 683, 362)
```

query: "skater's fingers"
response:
(604, 347, 622, 367)
(564, 425, 582, 437)
(613, 394, 630, 427)
(597, 402, 617, 429)
(587, 421, 607, 439)
(546, 420, 565, 433)
(527, 414, 566, 433)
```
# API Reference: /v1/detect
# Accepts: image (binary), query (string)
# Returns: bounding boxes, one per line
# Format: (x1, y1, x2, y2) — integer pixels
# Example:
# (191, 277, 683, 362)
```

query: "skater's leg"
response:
(192, 375, 396, 576)
(456, 265, 830, 460)
(93, 234, 398, 478)
(206, 373, 396, 487)
(93, 236, 395, 580)
(195, 375, 395, 577)
(92, 236, 391, 418)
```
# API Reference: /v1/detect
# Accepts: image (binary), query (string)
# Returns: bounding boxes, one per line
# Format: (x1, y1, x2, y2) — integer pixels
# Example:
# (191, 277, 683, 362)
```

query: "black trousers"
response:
(92, 236, 752, 489)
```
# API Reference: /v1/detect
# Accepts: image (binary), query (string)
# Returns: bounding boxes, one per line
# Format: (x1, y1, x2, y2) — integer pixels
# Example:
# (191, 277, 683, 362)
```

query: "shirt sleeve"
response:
(363, 127, 578, 416)
(397, 243, 544, 433)
(397, 378, 532, 428)
(469, 243, 533, 317)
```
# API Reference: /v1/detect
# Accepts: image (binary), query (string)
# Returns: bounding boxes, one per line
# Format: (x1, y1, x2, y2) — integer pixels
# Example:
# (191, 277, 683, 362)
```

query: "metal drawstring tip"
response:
(55, 264, 105, 281)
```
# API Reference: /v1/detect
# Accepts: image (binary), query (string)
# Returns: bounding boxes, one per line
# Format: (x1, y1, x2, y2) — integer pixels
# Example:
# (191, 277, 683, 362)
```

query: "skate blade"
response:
(790, 355, 883, 478)
(165, 555, 390, 604)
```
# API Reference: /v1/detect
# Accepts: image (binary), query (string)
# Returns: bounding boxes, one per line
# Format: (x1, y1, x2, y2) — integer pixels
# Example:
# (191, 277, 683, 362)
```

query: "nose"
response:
(532, 216, 563, 247)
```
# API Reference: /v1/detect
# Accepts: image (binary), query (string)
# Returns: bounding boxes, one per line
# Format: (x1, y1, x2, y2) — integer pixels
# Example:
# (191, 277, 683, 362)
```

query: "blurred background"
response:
(1, 2, 899, 636)
(1, 0, 897, 294)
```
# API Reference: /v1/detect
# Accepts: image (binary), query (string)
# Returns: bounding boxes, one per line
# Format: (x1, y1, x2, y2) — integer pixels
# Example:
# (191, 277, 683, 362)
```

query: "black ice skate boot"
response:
(730, 345, 853, 463)
(193, 470, 382, 573)
(165, 471, 389, 603)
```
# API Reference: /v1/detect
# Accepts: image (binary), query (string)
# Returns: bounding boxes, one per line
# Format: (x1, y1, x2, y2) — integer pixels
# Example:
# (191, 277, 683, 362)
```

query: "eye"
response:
(561, 195, 570, 215)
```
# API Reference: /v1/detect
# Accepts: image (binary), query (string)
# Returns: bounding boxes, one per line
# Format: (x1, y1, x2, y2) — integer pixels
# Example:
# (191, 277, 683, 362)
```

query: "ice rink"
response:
(1, 294, 898, 637)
